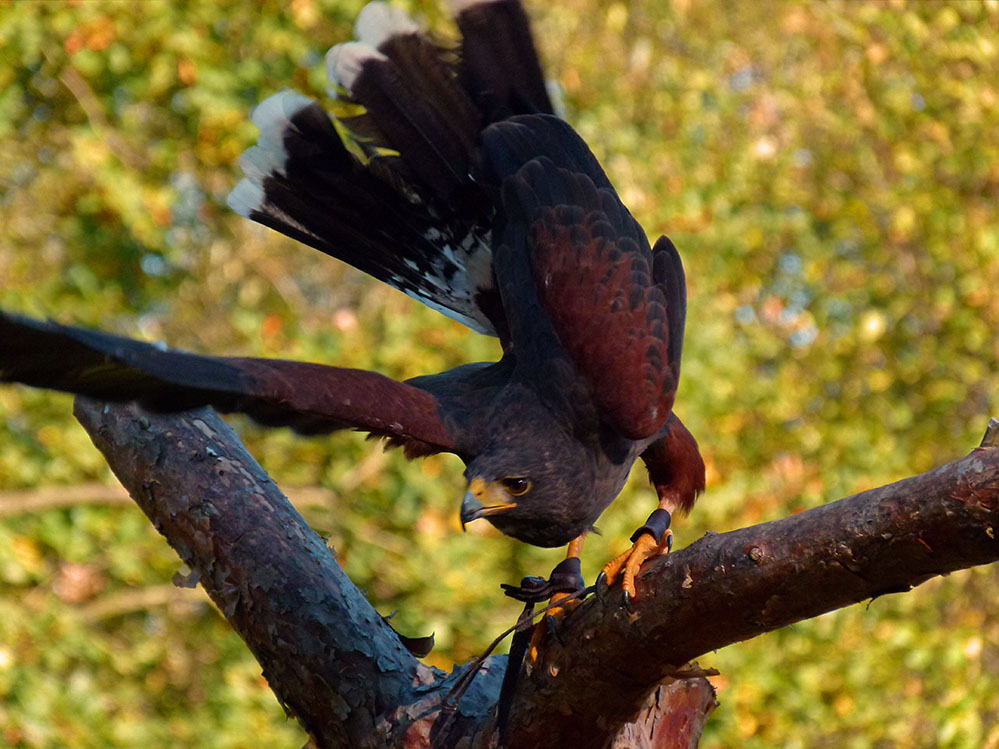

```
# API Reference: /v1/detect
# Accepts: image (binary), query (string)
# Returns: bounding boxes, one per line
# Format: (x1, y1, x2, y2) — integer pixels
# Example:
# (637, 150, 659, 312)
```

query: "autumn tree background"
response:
(1, 0, 997, 746)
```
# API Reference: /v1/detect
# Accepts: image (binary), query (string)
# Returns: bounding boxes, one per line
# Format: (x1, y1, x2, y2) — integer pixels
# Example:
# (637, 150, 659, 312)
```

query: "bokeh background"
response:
(1, 0, 998, 746)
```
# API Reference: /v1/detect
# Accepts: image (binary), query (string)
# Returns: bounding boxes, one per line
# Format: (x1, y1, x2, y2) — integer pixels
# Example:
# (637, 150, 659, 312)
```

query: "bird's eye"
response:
(501, 477, 531, 496)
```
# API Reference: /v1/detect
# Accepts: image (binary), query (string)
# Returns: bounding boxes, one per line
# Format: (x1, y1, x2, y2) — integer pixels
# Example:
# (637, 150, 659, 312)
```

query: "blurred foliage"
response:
(0, 0, 997, 746)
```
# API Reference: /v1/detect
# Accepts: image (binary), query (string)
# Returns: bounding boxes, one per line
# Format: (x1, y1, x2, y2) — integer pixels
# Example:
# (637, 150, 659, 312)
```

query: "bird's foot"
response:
(524, 589, 580, 664)
(501, 556, 585, 665)
(600, 508, 672, 611)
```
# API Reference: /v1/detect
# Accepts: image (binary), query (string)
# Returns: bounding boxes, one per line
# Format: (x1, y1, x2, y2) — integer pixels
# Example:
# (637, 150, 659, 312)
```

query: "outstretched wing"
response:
(0, 312, 455, 458)
(481, 116, 687, 440)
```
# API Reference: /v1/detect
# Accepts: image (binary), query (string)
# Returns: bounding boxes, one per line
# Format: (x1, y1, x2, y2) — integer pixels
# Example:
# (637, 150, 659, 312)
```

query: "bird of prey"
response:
(0, 0, 705, 604)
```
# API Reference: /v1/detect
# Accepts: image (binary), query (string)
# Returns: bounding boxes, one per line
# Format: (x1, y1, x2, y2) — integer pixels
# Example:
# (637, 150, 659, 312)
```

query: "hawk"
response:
(0, 0, 704, 604)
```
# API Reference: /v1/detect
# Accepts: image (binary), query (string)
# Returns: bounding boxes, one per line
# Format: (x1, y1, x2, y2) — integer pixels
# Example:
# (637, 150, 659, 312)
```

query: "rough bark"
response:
(504, 437, 999, 744)
(74, 399, 999, 748)
(72, 399, 453, 748)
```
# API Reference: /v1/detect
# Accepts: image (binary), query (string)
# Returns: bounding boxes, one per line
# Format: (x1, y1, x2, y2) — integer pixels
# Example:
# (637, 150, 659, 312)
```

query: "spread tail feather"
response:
(229, 0, 555, 339)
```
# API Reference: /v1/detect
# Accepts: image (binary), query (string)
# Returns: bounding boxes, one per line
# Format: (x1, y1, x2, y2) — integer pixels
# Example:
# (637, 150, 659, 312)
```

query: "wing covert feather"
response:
(497, 157, 685, 440)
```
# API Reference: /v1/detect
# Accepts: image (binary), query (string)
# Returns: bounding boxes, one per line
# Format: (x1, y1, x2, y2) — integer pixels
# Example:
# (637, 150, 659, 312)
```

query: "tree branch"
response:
(73, 398, 999, 748)
(71, 398, 459, 748)
(505, 431, 999, 744)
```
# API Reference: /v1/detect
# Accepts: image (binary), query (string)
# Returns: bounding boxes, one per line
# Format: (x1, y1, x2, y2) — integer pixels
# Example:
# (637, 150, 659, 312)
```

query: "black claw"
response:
(595, 570, 608, 593)
(666, 533, 674, 553)
(623, 589, 634, 614)
(546, 612, 566, 646)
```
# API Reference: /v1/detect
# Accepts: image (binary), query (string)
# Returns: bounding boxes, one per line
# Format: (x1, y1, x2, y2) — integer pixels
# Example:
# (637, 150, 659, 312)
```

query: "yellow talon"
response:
(602, 529, 673, 600)
(525, 590, 577, 666)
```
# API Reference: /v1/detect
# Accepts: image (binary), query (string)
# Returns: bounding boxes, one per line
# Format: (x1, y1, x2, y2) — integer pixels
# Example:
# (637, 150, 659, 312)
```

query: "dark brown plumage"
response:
(0, 0, 704, 580)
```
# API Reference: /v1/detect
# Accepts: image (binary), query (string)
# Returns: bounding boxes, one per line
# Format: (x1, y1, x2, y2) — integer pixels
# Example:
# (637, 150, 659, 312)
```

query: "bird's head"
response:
(457, 396, 631, 547)
(460, 444, 598, 547)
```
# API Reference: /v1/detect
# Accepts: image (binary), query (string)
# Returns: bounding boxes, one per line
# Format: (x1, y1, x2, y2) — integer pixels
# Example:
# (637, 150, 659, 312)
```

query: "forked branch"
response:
(73, 399, 999, 748)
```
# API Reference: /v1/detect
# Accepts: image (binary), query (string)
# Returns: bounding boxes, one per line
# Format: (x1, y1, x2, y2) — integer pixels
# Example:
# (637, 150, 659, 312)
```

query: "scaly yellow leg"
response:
(527, 533, 586, 664)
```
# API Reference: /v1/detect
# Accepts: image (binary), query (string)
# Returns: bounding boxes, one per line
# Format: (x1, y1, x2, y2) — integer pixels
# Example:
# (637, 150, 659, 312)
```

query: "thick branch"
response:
(73, 399, 999, 748)
(72, 399, 456, 747)
(507, 440, 999, 744)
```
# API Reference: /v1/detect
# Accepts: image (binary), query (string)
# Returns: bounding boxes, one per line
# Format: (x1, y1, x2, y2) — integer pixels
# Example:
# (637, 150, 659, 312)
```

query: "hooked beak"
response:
(460, 477, 516, 530)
